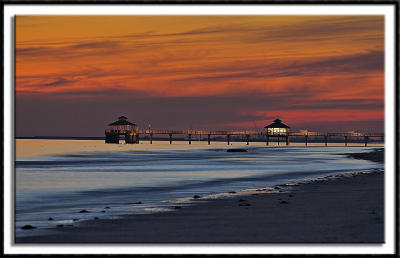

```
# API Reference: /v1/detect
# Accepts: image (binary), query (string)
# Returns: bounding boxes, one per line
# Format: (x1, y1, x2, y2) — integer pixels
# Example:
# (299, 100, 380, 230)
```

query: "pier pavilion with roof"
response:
(264, 118, 291, 145)
(105, 116, 139, 144)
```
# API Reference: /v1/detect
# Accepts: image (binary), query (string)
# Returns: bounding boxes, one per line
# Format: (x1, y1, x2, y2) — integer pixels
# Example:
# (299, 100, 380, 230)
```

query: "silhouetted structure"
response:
(264, 118, 290, 135)
(105, 116, 139, 144)
(264, 118, 291, 145)
(104, 117, 383, 146)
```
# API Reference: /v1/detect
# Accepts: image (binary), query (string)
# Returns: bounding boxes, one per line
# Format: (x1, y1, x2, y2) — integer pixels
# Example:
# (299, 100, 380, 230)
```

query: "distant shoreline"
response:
(16, 137, 384, 144)
(16, 136, 105, 140)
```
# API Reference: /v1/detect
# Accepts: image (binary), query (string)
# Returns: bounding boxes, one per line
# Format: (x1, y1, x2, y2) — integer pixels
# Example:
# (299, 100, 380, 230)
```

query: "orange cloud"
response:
(15, 15, 385, 135)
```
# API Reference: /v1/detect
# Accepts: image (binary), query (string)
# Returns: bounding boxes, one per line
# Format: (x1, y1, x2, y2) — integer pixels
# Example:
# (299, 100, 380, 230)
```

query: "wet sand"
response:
(16, 149, 384, 243)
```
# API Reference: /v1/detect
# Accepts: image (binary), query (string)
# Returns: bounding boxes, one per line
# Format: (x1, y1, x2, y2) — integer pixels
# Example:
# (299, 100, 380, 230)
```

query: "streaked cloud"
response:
(15, 15, 384, 136)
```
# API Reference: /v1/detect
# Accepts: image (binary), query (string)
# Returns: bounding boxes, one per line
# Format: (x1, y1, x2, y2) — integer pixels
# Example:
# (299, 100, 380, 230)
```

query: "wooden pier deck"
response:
(138, 129, 383, 137)
(105, 116, 383, 146)
(130, 129, 384, 147)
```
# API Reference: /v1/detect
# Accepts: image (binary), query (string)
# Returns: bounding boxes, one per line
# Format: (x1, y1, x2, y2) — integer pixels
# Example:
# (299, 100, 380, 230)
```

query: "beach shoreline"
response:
(15, 149, 384, 243)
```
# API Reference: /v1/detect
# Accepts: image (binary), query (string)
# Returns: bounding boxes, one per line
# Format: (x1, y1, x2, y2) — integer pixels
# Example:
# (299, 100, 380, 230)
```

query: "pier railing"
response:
(105, 128, 384, 146)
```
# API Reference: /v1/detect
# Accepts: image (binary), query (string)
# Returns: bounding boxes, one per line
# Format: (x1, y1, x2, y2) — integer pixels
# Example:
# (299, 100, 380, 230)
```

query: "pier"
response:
(137, 129, 383, 147)
(105, 116, 384, 146)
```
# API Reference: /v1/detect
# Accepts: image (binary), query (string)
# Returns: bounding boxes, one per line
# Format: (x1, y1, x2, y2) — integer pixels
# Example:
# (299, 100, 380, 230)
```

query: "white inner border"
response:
(3, 4, 396, 255)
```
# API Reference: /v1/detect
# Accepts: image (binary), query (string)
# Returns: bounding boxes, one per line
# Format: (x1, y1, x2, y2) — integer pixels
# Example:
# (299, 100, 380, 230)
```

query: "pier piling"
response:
(286, 136, 290, 146)
(344, 136, 347, 147)
(364, 136, 369, 147)
(188, 134, 192, 144)
(169, 133, 173, 144)
(150, 133, 153, 144)
(324, 135, 328, 147)
(246, 135, 250, 145)
(105, 132, 119, 144)
(227, 134, 230, 145)
(207, 134, 211, 145)
(305, 135, 308, 146)
(124, 132, 139, 144)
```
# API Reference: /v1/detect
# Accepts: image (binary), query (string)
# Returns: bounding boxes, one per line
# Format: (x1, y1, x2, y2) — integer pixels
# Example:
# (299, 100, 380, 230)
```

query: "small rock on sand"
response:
(79, 209, 90, 213)
(174, 206, 182, 209)
(280, 200, 288, 204)
(239, 202, 251, 206)
(48, 217, 54, 221)
(56, 224, 64, 228)
(238, 199, 251, 206)
(193, 195, 201, 199)
(104, 206, 111, 209)
(94, 217, 99, 220)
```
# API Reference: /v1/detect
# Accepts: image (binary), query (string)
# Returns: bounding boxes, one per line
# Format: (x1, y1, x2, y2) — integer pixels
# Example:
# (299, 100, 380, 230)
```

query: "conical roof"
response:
(108, 116, 136, 126)
(264, 118, 290, 129)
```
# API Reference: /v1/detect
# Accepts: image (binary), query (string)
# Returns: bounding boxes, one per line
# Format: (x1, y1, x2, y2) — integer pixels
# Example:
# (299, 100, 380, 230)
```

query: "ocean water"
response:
(15, 139, 384, 237)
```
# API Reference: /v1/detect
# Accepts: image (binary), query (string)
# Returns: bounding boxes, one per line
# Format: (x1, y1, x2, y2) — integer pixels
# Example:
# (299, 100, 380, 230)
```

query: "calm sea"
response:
(15, 139, 384, 237)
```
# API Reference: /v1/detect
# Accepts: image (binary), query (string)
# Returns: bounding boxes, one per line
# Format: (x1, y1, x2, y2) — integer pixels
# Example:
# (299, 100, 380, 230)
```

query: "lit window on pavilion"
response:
(264, 119, 290, 135)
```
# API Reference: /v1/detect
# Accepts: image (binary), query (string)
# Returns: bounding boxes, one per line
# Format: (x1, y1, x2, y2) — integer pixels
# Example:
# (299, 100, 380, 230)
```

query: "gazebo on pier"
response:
(264, 118, 290, 135)
(105, 116, 139, 144)
(264, 118, 291, 145)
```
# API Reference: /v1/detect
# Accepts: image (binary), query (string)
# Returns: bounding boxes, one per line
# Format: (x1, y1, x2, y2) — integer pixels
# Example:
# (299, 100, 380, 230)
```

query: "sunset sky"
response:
(16, 15, 384, 137)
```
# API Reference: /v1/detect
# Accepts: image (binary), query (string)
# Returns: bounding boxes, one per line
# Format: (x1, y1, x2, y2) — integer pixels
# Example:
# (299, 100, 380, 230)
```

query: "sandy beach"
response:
(15, 149, 384, 243)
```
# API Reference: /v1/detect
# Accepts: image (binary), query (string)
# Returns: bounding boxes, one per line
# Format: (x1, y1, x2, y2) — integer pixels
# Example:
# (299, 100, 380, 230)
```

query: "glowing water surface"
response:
(15, 139, 383, 237)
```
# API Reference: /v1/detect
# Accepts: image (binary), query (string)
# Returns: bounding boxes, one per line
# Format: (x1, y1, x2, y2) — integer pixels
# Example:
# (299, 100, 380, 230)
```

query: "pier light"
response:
(264, 118, 290, 135)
